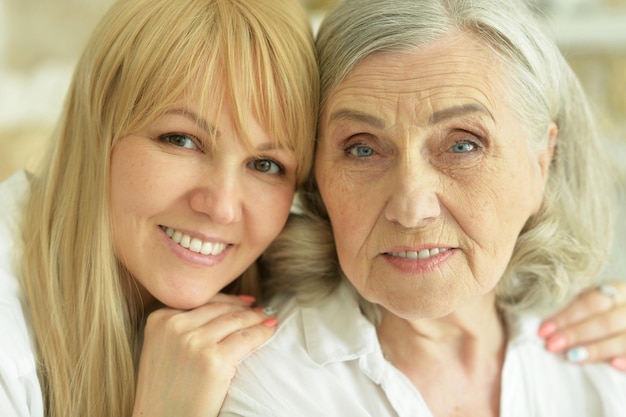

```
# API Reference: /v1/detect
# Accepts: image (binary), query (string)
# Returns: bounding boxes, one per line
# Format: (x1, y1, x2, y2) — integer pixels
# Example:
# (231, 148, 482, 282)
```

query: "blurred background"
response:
(0, 0, 624, 277)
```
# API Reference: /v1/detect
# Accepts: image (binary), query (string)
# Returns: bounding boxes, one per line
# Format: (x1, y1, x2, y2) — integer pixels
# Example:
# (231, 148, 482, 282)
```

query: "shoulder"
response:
(221, 283, 385, 416)
(504, 314, 626, 415)
(0, 171, 42, 416)
(0, 170, 30, 290)
(0, 301, 42, 417)
(0, 170, 30, 214)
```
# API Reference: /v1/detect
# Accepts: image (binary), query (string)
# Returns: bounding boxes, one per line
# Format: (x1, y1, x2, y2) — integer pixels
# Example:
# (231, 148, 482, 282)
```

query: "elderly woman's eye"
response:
(346, 144, 375, 157)
(249, 159, 284, 175)
(159, 133, 199, 150)
(450, 141, 478, 154)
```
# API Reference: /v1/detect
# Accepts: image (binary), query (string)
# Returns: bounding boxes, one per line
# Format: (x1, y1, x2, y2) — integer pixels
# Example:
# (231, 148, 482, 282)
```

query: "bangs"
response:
(193, 4, 294, 157)
(97, 0, 315, 182)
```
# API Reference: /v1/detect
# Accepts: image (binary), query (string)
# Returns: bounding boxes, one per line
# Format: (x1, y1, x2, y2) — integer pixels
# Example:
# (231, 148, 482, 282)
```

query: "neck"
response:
(377, 291, 506, 416)
(378, 291, 505, 356)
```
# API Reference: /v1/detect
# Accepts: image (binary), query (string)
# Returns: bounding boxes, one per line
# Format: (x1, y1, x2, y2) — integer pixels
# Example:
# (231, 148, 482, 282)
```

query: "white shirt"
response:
(0, 171, 44, 417)
(221, 282, 626, 416)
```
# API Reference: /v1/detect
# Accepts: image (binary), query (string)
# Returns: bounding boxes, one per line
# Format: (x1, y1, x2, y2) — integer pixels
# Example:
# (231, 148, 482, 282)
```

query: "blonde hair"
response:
(19, 0, 318, 416)
(262, 0, 614, 318)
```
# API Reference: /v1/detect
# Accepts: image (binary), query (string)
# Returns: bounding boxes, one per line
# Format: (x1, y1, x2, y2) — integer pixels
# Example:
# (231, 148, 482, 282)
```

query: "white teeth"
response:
(189, 238, 202, 253)
(389, 248, 449, 260)
(163, 227, 227, 256)
(172, 230, 183, 244)
(200, 242, 214, 255)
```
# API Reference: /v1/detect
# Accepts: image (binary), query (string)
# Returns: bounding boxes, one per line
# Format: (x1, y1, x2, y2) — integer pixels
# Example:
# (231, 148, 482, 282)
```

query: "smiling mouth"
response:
(387, 248, 450, 260)
(161, 226, 227, 256)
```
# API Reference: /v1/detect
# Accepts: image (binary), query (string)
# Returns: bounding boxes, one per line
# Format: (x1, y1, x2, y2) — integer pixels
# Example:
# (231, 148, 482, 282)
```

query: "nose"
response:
(189, 170, 243, 225)
(384, 154, 441, 228)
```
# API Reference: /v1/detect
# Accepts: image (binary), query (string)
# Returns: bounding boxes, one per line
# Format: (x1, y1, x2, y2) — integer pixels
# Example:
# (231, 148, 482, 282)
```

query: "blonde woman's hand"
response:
(132, 293, 277, 417)
(538, 281, 626, 371)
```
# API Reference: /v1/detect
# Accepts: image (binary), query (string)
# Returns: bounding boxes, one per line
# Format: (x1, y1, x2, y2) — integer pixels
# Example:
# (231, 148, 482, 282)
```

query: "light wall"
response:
(0, 0, 624, 276)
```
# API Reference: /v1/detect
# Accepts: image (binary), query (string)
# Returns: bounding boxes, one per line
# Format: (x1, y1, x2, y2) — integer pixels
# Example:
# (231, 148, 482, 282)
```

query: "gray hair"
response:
(262, 0, 614, 317)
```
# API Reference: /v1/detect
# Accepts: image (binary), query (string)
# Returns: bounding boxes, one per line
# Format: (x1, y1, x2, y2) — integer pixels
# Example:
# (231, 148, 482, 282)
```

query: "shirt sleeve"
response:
(0, 305, 44, 417)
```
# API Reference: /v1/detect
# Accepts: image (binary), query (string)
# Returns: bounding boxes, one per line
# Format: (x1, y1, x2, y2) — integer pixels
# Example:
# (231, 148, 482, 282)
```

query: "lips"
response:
(161, 226, 227, 256)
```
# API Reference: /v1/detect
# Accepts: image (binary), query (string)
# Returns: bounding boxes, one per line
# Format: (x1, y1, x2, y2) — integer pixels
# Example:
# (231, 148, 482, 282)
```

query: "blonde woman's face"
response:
(110, 96, 298, 311)
(316, 33, 554, 319)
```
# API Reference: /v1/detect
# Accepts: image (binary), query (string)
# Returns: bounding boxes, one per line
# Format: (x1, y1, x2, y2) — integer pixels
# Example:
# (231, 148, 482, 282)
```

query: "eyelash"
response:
(345, 143, 376, 158)
(159, 133, 286, 176)
(343, 139, 482, 157)
(247, 158, 285, 176)
(341, 136, 483, 162)
(158, 133, 202, 150)
(449, 139, 481, 154)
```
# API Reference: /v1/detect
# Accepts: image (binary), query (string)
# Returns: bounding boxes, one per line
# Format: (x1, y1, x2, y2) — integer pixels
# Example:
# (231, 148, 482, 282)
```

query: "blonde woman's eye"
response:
(249, 159, 283, 175)
(159, 133, 198, 150)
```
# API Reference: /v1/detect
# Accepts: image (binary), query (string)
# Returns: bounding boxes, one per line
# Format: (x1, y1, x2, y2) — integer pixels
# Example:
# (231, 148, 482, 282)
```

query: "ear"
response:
(537, 122, 557, 184)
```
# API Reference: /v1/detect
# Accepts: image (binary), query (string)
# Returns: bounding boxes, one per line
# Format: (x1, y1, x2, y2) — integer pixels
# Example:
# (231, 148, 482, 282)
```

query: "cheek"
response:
(456, 158, 542, 286)
(248, 187, 294, 245)
(110, 152, 152, 225)
(318, 174, 381, 280)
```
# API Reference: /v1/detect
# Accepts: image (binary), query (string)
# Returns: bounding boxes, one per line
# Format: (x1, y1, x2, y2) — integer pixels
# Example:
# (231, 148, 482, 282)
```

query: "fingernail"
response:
(546, 335, 567, 352)
(262, 318, 278, 328)
(238, 295, 256, 304)
(566, 347, 589, 363)
(262, 307, 277, 315)
(610, 357, 626, 371)
(538, 321, 557, 338)
(253, 306, 277, 315)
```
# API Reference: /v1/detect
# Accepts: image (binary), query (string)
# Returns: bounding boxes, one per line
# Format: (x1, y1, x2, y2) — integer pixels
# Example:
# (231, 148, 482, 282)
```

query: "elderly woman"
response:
(219, 0, 626, 415)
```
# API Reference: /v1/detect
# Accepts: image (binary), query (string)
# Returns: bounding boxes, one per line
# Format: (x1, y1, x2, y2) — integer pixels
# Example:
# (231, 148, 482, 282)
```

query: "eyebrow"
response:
(328, 109, 386, 129)
(428, 103, 494, 124)
(166, 108, 218, 137)
(166, 108, 289, 153)
(329, 103, 493, 130)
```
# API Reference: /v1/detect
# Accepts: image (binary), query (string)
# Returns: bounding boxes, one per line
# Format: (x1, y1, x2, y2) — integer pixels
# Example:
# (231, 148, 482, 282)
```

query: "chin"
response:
(157, 291, 213, 311)
(376, 291, 458, 320)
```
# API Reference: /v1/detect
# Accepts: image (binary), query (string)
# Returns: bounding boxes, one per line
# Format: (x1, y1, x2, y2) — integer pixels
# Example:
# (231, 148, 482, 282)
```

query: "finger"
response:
(539, 282, 626, 338)
(544, 305, 626, 352)
(196, 307, 277, 344)
(146, 301, 252, 336)
(215, 319, 278, 363)
(611, 357, 626, 371)
(563, 332, 626, 365)
(208, 292, 257, 306)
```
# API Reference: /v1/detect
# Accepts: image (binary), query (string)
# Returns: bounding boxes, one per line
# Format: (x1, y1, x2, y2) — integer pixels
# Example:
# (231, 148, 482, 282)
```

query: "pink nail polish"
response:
(538, 321, 557, 338)
(262, 318, 278, 328)
(546, 335, 567, 352)
(238, 295, 256, 304)
(611, 357, 626, 371)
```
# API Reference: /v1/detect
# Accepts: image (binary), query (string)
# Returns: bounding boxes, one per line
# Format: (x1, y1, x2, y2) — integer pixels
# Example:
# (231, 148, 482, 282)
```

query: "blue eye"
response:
(159, 133, 198, 150)
(347, 144, 375, 157)
(450, 141, 477, 154)
(249, 159, 283, 175)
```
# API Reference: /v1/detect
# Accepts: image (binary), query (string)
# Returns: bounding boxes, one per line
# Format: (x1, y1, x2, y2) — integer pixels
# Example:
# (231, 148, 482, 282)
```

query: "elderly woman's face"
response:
(316, 33, 553, 319)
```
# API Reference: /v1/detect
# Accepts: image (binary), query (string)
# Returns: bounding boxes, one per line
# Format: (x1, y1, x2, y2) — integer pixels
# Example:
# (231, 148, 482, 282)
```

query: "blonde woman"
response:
(0, 0, 317, 416)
